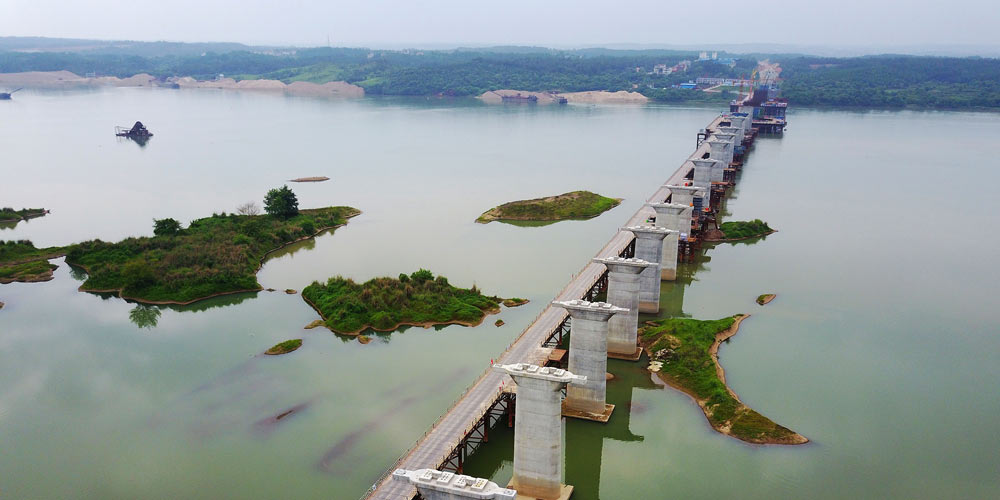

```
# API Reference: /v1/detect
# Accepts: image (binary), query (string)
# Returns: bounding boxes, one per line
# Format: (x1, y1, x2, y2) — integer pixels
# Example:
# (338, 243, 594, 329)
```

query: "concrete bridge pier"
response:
(691, 159, 718, 209)
(726, 114, 748, 134)
(492, 363, 586, 500)
(553, 300, 627, 422)
(706, 139, 731, 182)
(593, 257, 654, 361)
(621, 225, 672, 313)
(648, 203, 690, 281)
(719, 126, 743, 145)
(392, 468, 516, 500)
(665, 184, 705, 232)
(713, 133, 737, 166)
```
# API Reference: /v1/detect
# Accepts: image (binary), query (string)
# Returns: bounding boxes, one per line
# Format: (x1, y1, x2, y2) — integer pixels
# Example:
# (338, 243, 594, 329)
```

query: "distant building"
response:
(678, 82, 697, 90)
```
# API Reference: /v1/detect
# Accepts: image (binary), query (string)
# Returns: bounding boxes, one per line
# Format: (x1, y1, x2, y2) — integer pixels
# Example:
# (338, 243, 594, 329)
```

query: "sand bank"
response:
(0, 71, 363, 98)
(478, 89, 648, 105)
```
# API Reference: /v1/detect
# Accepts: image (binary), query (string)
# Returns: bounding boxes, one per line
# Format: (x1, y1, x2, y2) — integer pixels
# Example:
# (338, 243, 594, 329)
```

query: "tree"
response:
(236, 201, 261, 216)
(264, 185, 299, 218)
(153, 218, 182, 236)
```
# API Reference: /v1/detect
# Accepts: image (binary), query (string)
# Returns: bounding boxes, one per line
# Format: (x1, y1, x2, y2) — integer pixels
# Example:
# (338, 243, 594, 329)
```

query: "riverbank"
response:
(0, 71, 364, 98)
(641, 314, 807, 445)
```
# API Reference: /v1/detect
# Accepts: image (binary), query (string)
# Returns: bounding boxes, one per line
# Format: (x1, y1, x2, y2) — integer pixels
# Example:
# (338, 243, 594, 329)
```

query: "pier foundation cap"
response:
(393, 468, 517, 499)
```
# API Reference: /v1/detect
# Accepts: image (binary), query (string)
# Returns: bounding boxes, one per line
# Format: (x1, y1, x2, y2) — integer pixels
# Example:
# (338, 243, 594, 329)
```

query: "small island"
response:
(476, 191, 621, 224)
(66, 205, 358, 304)
(502, 297, 529, 307)
(757, 294, 776, 305)
(704, 219, 776, 241)
(640, 314, 807, 445)
(0, 207, 49, 225)
(289, 177, 330, 183)
(301, 269, 503, 335)
(0, 240, 64, 284)
(265, 339, 302, 355)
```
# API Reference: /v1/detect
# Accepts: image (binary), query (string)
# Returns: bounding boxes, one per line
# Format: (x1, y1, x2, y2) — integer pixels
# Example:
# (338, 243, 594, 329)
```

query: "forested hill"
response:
(1, 41, 999, 110)
(781, 56, 1000, 108)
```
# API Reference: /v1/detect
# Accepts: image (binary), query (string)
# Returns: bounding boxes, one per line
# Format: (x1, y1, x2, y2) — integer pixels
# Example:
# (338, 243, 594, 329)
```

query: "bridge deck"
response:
(367, 116, 723, 500)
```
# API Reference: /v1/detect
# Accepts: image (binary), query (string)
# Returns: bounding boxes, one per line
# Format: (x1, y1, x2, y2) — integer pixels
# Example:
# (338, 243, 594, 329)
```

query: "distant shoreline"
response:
(0, 71, 364, 98)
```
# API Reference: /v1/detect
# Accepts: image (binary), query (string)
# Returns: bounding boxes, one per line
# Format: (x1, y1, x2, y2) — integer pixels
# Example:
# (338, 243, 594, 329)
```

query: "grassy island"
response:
(705, 219, 775, 241)
(265, 339, 302, 355)
(640, 315, 806, 445)
(757, 294, 776, 305)
(476, 191, 620, 224)
(65, 206, 359, 304)
(0, 207, 48, 224)
(0, 240, 65, 284)
(502, 297, 529, 307)
(301, 269, 503, 335)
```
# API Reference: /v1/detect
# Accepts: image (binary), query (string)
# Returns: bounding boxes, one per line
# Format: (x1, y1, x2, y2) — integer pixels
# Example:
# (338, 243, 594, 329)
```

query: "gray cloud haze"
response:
(4, 0, 999, 53)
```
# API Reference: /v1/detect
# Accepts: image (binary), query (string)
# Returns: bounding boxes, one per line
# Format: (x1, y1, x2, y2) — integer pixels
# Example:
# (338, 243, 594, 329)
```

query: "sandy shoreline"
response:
(0, 70, 364, 98)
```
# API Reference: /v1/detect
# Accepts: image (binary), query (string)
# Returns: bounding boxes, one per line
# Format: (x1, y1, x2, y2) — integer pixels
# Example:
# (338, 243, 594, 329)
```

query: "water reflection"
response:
(129, 304, 161, 329)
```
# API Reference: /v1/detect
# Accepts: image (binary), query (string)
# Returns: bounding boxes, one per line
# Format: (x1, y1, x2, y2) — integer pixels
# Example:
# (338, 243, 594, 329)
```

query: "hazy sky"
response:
(5, 0, 1000, 49)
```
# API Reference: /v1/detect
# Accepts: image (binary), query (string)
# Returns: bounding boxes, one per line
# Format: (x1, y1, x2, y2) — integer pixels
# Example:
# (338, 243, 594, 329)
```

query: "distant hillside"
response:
(1, 38, 998, 109)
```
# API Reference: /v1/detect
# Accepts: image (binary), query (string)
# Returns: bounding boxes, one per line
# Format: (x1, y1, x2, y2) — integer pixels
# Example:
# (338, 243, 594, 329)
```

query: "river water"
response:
(1, 88, 998, 499)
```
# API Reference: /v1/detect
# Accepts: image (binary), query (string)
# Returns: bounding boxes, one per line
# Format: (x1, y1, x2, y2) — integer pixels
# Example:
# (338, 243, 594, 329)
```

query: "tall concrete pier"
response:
(706, 139, 731, 181)
(593, 257, 654, 360)
(648, 202, 690, 280)
(492, 363, 586, 500)
(713, 133, 737, 166)
(553, 300, 626, 422)
(666, 184, 704, 234)
(719, 126, 743, 144)
(622, 225, 672, 313)
(392, 468, 517, 500)
(728, 114, 751, 136)
(690, 159, 718, 207)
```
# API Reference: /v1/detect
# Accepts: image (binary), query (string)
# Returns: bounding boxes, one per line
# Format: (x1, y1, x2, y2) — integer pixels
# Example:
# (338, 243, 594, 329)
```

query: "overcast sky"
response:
(5, 0, 1000, 51)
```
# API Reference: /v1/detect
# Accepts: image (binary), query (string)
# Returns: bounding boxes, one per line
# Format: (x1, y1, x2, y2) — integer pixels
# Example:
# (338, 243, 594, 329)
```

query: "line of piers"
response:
(373, 111, 762, 500)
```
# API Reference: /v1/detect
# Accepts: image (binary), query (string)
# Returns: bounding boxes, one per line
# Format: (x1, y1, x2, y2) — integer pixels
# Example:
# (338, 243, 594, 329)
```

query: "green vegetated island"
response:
(641, 315, 807, 445)
(0, 207, 48, 225)
(704, 219, 775, 241)
(67, 205, 359, 304)
(0, 187, 360, 304)
(302, 269, 505, 335)
(757, 294, 776, 305)
(0, 240, 63, 284)
(265, 339, 302, 355)
(477, 191, 621, 224)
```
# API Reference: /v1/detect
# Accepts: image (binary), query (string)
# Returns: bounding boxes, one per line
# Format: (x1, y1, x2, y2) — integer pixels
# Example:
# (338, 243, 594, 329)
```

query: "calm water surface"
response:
(1, 88, 998, 499)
